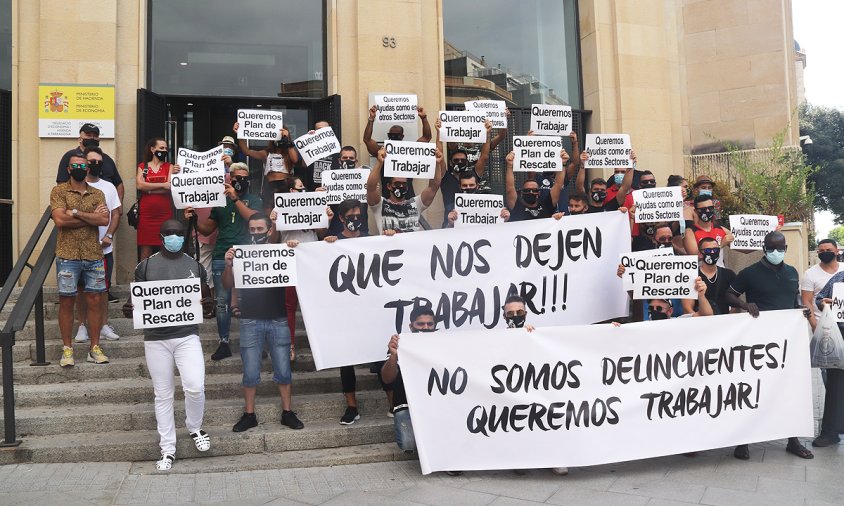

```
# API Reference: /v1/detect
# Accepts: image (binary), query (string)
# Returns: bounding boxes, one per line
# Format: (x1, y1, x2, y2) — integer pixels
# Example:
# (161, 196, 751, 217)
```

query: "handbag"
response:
(127, 163, 149, 229)
(810, 306, 844, 369)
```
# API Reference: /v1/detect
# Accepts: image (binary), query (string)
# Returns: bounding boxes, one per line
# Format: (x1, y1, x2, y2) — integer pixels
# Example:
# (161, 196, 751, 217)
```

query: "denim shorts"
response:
(239, 317, 292, 386)
(393, 408, 416, 452)
(56, 258, 106, 297)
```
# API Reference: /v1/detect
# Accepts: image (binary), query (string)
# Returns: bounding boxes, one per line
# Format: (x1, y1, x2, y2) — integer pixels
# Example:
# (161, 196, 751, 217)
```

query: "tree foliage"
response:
(828, 225, 844, 246)
(800, 103, 844, 222)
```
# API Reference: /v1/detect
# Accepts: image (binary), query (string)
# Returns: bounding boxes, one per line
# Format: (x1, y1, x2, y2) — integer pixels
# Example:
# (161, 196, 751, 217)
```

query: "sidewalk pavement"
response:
(0, 372, 841, 505)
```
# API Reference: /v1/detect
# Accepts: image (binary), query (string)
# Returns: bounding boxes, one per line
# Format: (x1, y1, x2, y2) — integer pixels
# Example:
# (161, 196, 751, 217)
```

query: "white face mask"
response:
(765, 249, 785, 265)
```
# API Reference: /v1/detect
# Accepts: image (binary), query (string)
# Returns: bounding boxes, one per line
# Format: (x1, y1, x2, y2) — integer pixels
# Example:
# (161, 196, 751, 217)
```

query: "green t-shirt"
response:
(730, 260, 799, 311)
(209, 193, 263, 259)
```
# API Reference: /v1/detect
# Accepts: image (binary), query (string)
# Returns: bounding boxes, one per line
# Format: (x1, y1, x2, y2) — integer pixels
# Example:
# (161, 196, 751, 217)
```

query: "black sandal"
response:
(786, 441, 814, 459)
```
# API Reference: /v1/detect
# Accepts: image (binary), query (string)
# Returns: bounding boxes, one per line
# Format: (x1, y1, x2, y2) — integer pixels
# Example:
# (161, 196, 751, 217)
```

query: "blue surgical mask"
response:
(223, 148, 235, 157)
(765, 249, 785, 265)
(613, 173, 624, 186)
(698, 189, 713, 197)
(162, 234, 184, 253)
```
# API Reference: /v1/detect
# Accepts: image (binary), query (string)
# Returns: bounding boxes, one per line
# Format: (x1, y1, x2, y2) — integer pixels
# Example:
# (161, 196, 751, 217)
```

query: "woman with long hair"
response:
(136, 137, 175, 261)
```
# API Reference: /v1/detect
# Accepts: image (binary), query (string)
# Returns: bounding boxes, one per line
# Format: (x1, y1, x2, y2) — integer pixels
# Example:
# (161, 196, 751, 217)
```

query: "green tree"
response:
(828, 225, 844, 245)
(800, 103, 844, 221)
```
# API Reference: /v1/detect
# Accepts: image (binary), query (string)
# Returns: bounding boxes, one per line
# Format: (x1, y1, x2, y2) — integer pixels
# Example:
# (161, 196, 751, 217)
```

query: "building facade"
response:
(1, 0, 801, 284)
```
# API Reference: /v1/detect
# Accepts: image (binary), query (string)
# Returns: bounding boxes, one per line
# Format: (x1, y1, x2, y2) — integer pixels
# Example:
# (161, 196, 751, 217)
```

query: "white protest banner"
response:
(237, 109, 283, 141)
(464, 100, 507, 129)
(171, 146, 226, 209)
(619, 249, 675, 290)
(512, 136, 563, 173)
(584, 134, 632, 169)
(232, 244, 297, 289)
(627, 255, 698, 300)
(383, 140, 437, 179)
(729, 215, 778, 250)
(438, 111, 487, 143)
(295, 212, 631, 369)
(453, 194, 504, 227)
(374, 94, 418, 123)
(529, 104, 573, 136)
(294, 127, 341, 166)
(273, 191, 329, 231)
(322, 168, 370, 205)
(633, 187, 684, 223)
(399, 310, 813, 474)
(831, 284, 844, 323)
(131, 278, 203, 330)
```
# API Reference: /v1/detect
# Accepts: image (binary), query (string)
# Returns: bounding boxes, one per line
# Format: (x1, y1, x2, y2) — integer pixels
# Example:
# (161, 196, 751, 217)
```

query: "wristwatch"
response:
(71, 209, 78, 216)
(105, 233, 114, 239)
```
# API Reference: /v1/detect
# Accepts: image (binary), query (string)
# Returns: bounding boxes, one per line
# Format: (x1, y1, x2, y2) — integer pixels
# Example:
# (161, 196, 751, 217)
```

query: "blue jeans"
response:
(393, 408, 416, 452)
(211, 259, 231, 343)
(239, 318, 292, 386)
(56, 258, 106, 296)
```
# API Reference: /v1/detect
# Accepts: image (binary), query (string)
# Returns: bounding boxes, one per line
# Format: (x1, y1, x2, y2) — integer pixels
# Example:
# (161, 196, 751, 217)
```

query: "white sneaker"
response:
(74, 324, 89, 343)
(552, 467, 569, 476)
(101, 324, 120, 341)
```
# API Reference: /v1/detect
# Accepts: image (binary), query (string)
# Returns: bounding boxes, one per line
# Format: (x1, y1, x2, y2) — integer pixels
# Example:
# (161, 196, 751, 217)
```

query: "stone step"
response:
(128, 442, 416, 474)
(3, 368, 384, 408)
(6, 390, 392, 437)
(0, 416, 396, 465)
(10, 318, 239, 341)
(3, 349, 333, 384)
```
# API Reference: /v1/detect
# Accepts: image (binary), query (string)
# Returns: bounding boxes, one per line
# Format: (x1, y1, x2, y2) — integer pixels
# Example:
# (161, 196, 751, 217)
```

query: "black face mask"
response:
(251, 233, 269, 245)
(591, 190, 606, 203)
(818, 251, 837, 264)
(505, 315, 526, 328)
(451, 159, 468, 172)
(639, 179, 656, 189)
(342, 160, 356, 170)
(522, 192, 539, 205)
(87, 160, 103, 177)
(462, 186, 478, 194)
(649, 308, 670, 320)
(568, 208, 585, 215)
(387, 133, 403, 141)
(702, 248, 721, 265)
(696, 207, 715, 222)
(232, 178, 250, 194)
(276, 136, 292, 150)
(154, 150, 168, 162)
(643, 224, 656, 236)
(81, 138, 100, 148)
(69, 167, 87, 182)
(391, 186, 407, 199)
(344, 217, 363, 232)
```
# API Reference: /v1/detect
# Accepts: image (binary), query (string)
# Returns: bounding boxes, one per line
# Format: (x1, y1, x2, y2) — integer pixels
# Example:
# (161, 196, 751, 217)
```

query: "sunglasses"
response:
(504, 310, 526, 318)
(648, 305, 667, 312)
(765, 247, 787, 253)
(70, 163, 88, 169)
(701, 247, 720, 255)
(291, 187, 306, 192)
(521, 188, 540, 194)
(696, 206, 715, 212)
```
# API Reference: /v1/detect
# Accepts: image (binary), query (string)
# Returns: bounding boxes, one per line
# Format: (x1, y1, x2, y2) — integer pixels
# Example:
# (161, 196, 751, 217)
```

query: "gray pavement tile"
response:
(546, 486, 651, 506)
(713, 458, 806, 481)
(607, 475, 706, 503)
(460, 471, 562, 502)
(0, 490, 118, 505)
(701, 486, 801, 506)
(321, 490, 427, 505)
(646, 500, 699, 506)
(261, 498, 314, 506)
(277, 492, 342, 505)
(757, 476, 844, 504)
(666, 466, 758, 492)
(488, 496, 546, 506)
(391, 483, 498, 506)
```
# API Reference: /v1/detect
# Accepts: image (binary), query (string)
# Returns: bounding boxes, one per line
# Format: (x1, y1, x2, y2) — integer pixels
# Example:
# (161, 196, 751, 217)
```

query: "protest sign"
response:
(619, 248, 675, 290)
(294, 127, 341, 167)
(832, 284, 844, 323)
(529, 104, 573, 136)
(453, 194, 504, 227)
(373, 94, 418, 123)
(464, 100, 507, 129)
(295, 212, 631, 369)
(322, 168, 370, 205)
(584, 134, 632, 169)
(633, 187, 684, 223)
(512, 136, 563, 173)
(171, 146, 226, 209)
(398, 310, 813, 474)
(729, 215, 778, 250)
(232, 244, 297, 289)
(237, 109, 283, 141)
(626, 254, 698, 300)
(438, 111, 487, 143)
(273, 191, 329, 231)
(131, 278, 203, 330)
(383, 140, 437, 179)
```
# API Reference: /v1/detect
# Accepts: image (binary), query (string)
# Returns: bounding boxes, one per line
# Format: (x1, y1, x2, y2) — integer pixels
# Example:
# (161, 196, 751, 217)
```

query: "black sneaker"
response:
(340, 406, 360, 425)
(211, 342, 232, 361)
(281, 410, 304, 430)
(812, 434, 841, 447)
(232, 412, 258, 433)
(107, 291, 119, 304)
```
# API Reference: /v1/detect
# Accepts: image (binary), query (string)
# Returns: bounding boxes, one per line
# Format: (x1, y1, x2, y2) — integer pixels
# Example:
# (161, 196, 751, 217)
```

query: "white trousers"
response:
(144, 334, 206, 456)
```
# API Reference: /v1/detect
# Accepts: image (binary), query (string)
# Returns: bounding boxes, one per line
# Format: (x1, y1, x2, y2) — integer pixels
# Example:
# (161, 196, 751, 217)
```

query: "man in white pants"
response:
(124, 219, 214, 470)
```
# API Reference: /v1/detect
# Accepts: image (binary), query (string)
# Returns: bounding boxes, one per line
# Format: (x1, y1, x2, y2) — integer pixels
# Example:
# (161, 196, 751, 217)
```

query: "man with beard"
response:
(363, 104, 432, 157)
(801, 239, 843, 331)
(683, 194, 734, 260)
(503, 149, 569, 221)
(682, 237, 736, 316)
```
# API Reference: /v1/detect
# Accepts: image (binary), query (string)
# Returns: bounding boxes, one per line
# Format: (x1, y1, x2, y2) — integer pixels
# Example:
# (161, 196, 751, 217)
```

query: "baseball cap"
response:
(79, 123, 100, 135)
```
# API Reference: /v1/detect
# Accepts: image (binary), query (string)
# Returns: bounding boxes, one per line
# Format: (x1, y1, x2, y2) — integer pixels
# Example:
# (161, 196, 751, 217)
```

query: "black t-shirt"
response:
(586, 198, 621, 213)
(238, 286, 286, 320)
(56, 148, 123, 187)
(310, 153, 340, 188)
(328, 203, 370, 236)
(389, 368, 408, 408)
(508, 193, 554, 222)
(730, 260, 799, 311)
(534, 173, 569, 214)
(631, 235, 655, 252)
(696, 267, 736, 315)
(440, 168, 487, 228)
(334, 229, 369, 240)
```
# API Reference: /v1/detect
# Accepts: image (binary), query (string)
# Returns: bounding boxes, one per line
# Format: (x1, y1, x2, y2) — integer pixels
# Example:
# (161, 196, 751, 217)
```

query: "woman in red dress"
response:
(136, 137, 175, 261)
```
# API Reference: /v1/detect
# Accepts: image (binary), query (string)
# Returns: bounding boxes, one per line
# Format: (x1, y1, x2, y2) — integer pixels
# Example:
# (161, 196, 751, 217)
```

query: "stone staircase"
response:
(0, 285, 414, 473)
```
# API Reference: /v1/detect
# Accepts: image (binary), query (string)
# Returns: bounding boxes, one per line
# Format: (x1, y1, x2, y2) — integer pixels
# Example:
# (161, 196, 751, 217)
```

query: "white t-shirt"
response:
(264, 153, 288, 175)
(87, 178, 121, 255)
(369, 195, 429, 234)
(801, 263, 844, 318)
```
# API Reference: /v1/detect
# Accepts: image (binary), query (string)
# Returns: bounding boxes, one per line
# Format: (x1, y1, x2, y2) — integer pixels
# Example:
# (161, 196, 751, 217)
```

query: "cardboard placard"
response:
(512, 136, 564, 173)
(373, 94, 418, 123)
(620, 248, 675, 290)
(464, 100, 507, 129)
(627, 254, 698, 300)
(171, 146, 226, 209)
(273, 191, 329, 231)
(176, 145, 225, 174)
(529, 104, 573, 136)
(584, 134, 633, 169)
(383, 140, 437, 179)
(232, 244, 297, 289)
(438, 111, 487, 143)
(831, 283, 844, 323)
(453, 193, 504, 227)
(729, 215, 778, 250)
(237, 109, 284, 140)
(322, 168, 370, 205)
(131, 278, 203, 329)
(633, 187, 684, 223)
(294, 127, 341, 166)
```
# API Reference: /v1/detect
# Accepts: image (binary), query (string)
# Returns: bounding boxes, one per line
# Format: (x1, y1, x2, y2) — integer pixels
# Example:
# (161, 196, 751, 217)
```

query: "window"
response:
(443, 0, 581, 108)
(0, 0, 10, 90)
(149, 0, 325, 97)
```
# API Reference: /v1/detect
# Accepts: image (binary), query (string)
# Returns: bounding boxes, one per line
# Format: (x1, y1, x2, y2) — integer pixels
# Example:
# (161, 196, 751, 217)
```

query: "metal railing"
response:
(0, 206, 57, 446)
(684, 146, 802, 187)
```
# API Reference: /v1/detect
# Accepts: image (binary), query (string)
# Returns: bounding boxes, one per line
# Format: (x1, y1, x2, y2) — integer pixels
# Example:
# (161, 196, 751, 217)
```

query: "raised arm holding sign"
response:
(236, 109, 284, 141)
(437, 111, 487, 143)
(294, 127, 341, 167)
